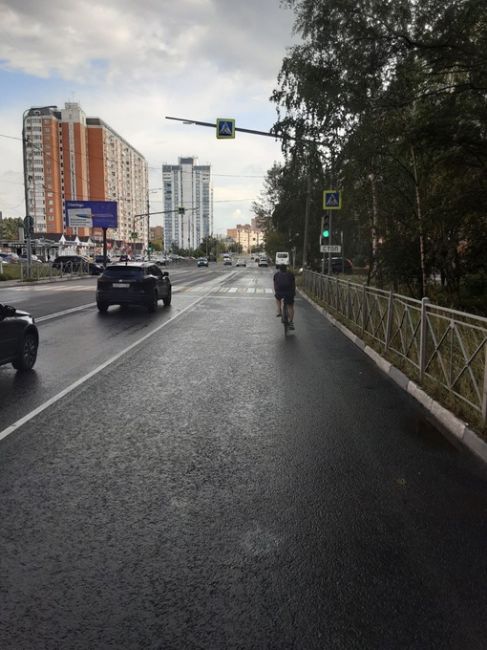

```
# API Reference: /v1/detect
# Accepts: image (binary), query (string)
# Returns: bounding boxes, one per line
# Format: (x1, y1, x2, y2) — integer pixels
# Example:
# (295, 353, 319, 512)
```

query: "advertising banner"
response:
(65, 201, 118, 229)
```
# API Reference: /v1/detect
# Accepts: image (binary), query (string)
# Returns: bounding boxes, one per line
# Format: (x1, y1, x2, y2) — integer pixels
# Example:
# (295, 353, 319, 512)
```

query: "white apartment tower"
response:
(162, 157, 213, 251)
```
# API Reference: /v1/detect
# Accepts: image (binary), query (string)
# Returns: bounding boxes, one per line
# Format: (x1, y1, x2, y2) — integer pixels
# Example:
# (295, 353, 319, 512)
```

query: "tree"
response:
(0, 218, 23, 241)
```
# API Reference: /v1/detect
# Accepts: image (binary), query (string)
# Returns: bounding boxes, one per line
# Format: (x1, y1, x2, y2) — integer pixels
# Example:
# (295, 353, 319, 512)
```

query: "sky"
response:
(0, 0, 296, 235)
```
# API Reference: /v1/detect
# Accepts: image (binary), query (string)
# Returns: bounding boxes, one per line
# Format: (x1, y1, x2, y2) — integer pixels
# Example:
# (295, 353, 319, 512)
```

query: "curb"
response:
(298, 288, 487, 464)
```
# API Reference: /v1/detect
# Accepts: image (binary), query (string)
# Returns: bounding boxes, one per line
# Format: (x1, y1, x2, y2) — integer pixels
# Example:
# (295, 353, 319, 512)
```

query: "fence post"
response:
(419, 297, 430, 382)
(482, 342, 487, 426)
(336, 277, 340, 312)
(361, 284, 367, 335)
(347, 282, 352, 320)
(384, 290, 394, 351)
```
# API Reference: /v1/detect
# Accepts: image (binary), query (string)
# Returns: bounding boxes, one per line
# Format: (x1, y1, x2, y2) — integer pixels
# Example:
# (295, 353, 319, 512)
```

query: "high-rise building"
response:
(162, 157, 213, 251)
(23, 103, 148, 245)
(227, 224, 265, 253)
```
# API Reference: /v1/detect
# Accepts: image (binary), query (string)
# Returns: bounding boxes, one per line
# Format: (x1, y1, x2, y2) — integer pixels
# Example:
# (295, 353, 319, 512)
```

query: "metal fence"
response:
(303, 270, 487, 425)
(20, 261, 91, 281)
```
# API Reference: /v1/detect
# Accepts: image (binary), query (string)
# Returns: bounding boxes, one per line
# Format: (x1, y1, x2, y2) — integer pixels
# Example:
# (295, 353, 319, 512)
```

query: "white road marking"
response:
(0, 289, 217, 443)
(228, 287, 238, 293)
(37, 303, 96, 322)
(265, 288, 273, 294)
(247, 288, 256, 294)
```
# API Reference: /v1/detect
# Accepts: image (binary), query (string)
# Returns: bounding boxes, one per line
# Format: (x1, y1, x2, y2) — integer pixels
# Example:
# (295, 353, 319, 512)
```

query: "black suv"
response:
(0, 304, 39, 370)
(52, 255, 103, 275)
(96, 262, 172, 312)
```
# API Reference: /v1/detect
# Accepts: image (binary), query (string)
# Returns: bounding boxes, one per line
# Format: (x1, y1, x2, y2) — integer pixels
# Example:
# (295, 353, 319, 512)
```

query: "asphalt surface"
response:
(1, 263, 487, 649)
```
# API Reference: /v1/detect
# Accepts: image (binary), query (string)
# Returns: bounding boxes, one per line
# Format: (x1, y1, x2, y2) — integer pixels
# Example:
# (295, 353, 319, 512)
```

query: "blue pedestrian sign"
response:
(216, 118, 235, 139)
(323, 190, 342, 210)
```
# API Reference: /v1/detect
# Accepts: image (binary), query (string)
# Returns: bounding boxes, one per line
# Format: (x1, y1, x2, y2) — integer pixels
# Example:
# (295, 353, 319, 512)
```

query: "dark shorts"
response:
(275, 291, 294, 305)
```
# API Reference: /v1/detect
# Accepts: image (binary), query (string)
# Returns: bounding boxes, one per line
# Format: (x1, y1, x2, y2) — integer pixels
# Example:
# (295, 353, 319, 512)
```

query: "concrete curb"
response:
(298, 288, 487, 464)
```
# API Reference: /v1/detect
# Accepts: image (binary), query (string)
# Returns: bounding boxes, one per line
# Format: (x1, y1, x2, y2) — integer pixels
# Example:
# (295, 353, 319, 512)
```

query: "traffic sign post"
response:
(23, 215, 34, 279)
(323, 190, 342, 210)
(216, 118, 235, 139)
(320, 245, 341, 253)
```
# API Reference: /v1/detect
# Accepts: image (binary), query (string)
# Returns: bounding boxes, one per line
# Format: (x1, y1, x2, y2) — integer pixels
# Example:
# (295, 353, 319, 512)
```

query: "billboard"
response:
(65, 201, 118, 229)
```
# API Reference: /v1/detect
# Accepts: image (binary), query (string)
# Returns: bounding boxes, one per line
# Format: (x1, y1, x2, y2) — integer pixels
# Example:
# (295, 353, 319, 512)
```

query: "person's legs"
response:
(288, 303, 294, 322)
(275, 296, 282, 316)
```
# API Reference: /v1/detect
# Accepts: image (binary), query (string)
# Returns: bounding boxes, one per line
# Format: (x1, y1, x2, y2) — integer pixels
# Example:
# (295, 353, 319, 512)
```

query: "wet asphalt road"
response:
(1, 264, 487, 649)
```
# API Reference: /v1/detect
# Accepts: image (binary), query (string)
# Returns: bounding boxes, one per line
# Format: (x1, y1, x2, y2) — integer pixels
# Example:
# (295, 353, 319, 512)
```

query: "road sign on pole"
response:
(320, 244, 341, 253)
(216, 118, 235, 139)
(323, 190, 342, 210)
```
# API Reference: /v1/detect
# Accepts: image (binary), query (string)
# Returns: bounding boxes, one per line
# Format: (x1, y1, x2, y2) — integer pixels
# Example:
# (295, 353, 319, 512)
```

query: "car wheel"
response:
(147, 291, 158, 313)
(163, 289, 172, 306)
(97, 301, 109, 313)
(12, 331, 38, 371)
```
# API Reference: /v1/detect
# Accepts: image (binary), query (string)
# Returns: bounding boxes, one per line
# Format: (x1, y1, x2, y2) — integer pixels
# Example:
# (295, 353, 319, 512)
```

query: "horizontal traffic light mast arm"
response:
(132, 208, 197, 219)
(165, 115, 283, 140)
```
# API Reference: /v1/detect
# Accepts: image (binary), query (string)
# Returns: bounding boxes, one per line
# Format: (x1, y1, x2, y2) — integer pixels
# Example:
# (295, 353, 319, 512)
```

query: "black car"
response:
(94, 254, 112, 265)
(0, 304, 39, 370)
(96, 262, 172, 312)
(197, 257, 209, 267)
(52, 255, 103, 275)
(331, 257, 353, 273)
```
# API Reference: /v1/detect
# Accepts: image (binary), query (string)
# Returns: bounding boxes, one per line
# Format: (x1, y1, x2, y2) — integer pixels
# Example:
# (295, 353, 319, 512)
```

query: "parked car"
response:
(19, 253, 43, 264)
(0, 252, 20, 264)
(52, 255, 103, 275)
(197, 257, 209, 267)
(96, 262, 171, 313)
(258, 257, 269, 267)
(235, 259, 247, 267)
(0, 303, 39, 371)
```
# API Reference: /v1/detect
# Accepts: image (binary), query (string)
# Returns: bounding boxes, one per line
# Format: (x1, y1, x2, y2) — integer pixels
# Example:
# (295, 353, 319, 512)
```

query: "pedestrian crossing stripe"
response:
(176, 285, 274, 295)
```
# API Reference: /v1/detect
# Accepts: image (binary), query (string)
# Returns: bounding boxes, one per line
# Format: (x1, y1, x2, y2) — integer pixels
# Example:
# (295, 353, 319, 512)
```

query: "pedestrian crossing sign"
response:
(216, 118, 235, 139)
(323, 190, 342, 210)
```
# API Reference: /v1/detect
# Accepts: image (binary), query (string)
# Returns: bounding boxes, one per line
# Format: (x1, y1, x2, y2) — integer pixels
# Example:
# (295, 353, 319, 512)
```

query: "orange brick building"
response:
(24, 103, 148, 244)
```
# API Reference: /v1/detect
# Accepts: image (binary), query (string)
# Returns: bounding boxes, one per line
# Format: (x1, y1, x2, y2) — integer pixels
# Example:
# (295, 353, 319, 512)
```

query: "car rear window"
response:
(103, 266, 144, 279)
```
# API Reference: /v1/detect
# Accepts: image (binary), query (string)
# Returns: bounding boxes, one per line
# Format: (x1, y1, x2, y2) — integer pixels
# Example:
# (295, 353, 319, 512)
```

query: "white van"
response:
(275, 251, 290, 268)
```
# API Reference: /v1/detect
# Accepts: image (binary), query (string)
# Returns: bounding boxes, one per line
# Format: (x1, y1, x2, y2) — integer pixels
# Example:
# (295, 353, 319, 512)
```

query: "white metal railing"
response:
(303, 270, 487, 425)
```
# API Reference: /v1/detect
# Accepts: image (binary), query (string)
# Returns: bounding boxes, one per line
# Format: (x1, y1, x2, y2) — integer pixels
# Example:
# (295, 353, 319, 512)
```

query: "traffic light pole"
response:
(327, 212, 333, 275)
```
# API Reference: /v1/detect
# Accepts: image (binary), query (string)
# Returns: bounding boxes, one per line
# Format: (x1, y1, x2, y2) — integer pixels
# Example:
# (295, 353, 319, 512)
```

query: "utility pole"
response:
(302, 174, 311, 268)
(146, 192, 151, 260)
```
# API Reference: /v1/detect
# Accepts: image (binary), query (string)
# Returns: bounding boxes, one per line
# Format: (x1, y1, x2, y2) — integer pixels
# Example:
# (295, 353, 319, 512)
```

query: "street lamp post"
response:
(22, 105, 57, 278)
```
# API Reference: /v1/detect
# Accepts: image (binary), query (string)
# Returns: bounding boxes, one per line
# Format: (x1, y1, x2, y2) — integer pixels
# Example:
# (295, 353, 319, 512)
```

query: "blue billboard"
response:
(65, 201, 118, 229)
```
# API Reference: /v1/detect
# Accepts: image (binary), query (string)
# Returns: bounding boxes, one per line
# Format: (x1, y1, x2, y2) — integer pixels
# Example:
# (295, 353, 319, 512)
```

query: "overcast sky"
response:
(0, 0, 296, 234)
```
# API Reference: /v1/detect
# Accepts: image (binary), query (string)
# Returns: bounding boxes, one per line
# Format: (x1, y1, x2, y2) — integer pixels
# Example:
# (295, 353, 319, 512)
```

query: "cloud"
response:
(0, 0, 295, 232)
(0, 0, 294, 83)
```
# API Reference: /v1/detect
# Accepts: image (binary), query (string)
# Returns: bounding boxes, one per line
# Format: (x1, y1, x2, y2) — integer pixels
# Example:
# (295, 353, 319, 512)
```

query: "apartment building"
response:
(23, 103, 148, 244)
(227, 224, 265, 253)
(162, 157, 213, 251)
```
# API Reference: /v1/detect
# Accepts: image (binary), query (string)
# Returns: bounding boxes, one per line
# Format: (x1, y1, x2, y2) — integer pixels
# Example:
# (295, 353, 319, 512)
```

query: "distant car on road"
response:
(223, 258, 232, 266)
(197, 257, 209, 267)
(52, 255, 103, 275)
(235, 259, 247, 267)
(94, 255, 112, 265)
(331, 257, 353, 274)
(96, 262, 172, 313)
(258, 257, 268, 267)
(0, 303, 39, 371)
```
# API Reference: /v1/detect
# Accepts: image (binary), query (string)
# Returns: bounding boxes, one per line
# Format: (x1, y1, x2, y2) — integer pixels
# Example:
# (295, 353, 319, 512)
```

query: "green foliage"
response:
(0, 218, 23, 241)
(264, 0, 487, 312)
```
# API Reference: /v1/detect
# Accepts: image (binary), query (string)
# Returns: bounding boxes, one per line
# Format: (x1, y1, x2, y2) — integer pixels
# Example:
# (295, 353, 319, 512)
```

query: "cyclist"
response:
(273, 264, 295, 329)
